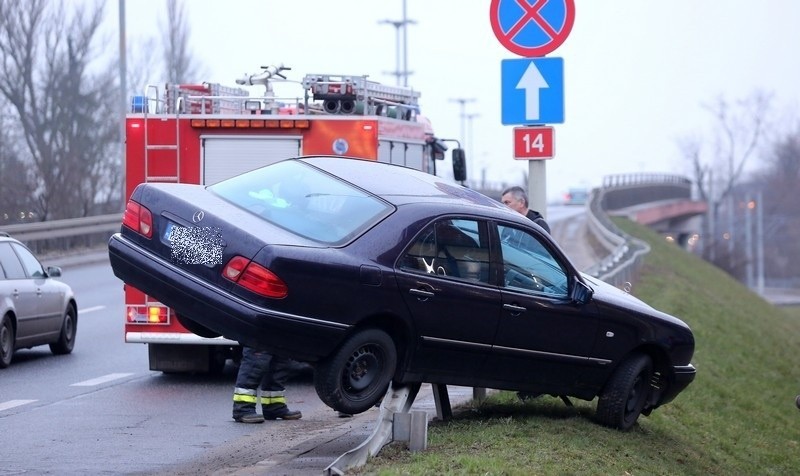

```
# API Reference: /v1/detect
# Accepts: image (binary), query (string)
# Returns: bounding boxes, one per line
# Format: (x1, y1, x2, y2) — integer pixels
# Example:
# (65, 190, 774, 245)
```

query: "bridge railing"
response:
(583, 172, 693, 287)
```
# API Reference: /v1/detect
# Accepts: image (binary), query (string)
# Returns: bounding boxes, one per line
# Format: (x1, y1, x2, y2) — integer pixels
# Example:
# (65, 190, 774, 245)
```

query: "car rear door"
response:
(395, 218, 501, 379)
(11, 243, 64, 340)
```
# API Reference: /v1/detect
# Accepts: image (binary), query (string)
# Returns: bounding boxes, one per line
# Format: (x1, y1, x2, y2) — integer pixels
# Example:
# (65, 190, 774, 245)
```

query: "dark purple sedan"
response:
(108, 156, 695, 430)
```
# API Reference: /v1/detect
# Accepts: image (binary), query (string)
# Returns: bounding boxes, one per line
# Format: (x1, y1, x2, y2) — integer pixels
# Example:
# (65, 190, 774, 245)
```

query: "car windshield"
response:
(209, 159, 392, 244)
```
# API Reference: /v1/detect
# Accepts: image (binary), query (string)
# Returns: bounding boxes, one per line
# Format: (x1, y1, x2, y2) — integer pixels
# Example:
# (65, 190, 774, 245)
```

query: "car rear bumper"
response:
(108, 233, 348, 361)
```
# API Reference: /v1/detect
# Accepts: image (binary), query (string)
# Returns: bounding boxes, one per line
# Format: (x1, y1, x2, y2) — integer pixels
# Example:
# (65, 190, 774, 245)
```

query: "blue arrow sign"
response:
(501, 57, 564, 125)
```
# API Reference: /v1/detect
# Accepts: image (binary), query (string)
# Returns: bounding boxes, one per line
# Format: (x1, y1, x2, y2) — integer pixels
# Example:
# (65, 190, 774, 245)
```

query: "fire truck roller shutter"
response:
(377, 140, 424, 171)
(202, 137, 301, 185)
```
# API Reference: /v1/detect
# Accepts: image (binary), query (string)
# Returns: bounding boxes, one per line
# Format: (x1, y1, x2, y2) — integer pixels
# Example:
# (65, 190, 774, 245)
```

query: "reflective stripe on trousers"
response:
(233, 387, 287, 405)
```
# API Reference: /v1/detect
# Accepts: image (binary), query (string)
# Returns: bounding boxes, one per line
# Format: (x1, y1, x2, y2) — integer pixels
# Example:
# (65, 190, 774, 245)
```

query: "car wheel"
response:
(314, 328, 397, 415)
(49, 305, 77, 355)
(596, 353, 653, 430)
(0, 314, 14, 368)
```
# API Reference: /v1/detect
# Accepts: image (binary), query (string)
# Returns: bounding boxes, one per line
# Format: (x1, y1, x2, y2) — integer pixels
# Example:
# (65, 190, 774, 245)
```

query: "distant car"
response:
(564, 187, 589, 206)
(108, 156, 696, 430)
(0, 233, 78, 368)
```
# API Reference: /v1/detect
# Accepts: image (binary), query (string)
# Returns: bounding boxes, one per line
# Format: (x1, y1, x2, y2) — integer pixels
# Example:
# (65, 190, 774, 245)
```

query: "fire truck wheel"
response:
(314, 328, 396, 415)
(176, 314, 221, 338)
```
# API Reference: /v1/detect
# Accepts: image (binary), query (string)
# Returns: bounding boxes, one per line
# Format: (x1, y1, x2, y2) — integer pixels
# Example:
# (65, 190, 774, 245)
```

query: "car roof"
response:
(299, 156, 516, 217)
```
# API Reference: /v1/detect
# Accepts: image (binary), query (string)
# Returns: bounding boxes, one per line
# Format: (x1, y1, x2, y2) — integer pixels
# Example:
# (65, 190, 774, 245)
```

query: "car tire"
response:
(596, 353, 653, 430)
(0, 313, 14, 368)
(314, 328, 397, 415)
(49, 305, 77, 355)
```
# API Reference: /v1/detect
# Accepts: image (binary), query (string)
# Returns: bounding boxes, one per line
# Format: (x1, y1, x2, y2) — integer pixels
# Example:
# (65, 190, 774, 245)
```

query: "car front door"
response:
(395, 218, 501, 380)
(0, 242, 38, 342)
(11, 243, 63, 341)
(490, 223, 601, 393)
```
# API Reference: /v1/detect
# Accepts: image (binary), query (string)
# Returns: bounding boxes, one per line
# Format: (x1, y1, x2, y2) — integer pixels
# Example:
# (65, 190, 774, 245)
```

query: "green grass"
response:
(357, 218, 800, 475)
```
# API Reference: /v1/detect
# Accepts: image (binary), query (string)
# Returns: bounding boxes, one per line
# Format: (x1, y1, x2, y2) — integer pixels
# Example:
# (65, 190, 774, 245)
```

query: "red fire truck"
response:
(123, 65, 465, 373)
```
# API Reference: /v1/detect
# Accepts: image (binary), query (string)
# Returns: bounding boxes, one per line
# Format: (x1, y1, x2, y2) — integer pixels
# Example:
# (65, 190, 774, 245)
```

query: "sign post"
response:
(490, 0, 575, 220)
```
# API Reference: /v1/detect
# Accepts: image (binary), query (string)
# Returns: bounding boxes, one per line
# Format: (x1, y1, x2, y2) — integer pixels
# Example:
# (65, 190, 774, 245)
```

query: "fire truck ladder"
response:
(142, 84, 180, 183)
(301, 74, 421, 117)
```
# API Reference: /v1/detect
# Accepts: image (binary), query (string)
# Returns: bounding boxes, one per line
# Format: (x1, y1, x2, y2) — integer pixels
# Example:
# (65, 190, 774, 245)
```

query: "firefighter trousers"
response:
(232, 347, 295, 418)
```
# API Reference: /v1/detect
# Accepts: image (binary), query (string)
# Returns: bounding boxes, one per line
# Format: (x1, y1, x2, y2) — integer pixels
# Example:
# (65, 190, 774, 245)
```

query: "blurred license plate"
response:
(164, 221, 224, 266)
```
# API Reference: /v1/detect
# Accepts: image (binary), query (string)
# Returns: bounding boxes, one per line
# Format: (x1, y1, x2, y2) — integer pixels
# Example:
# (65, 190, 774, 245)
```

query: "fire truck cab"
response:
(123, 65, 466, 373)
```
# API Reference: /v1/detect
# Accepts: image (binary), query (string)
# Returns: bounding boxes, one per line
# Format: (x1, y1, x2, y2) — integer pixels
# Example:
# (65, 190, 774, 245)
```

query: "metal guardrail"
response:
(1, 213, 121, 255)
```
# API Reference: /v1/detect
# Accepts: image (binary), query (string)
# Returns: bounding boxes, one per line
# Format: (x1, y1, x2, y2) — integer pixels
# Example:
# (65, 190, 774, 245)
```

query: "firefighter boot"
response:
(233, 388, 265, 423)
(233, 412, 265, 424)
(262, 403, 302, 420)
(232, 402, 265, 423)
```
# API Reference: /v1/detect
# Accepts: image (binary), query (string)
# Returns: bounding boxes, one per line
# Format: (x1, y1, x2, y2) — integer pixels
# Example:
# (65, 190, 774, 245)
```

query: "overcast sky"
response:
(111, 0, 800, 201)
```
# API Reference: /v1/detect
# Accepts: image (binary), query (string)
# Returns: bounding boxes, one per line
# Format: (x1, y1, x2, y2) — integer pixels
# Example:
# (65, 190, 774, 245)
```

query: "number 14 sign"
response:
(513, 126, 554, 160)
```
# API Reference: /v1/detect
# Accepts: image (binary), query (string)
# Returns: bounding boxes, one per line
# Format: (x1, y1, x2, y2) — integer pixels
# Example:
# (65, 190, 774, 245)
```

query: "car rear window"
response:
(208, 159, 392, 245)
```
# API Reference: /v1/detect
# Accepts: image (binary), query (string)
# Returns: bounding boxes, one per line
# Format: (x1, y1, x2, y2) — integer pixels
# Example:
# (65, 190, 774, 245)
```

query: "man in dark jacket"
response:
(501, 186, 551, 233)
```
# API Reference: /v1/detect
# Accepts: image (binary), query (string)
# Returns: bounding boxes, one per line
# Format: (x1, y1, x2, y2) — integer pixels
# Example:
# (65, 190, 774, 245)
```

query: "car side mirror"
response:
(452, 148, 466, 182)
(46, 266, 62, 278)
(571, 278, 592, 304)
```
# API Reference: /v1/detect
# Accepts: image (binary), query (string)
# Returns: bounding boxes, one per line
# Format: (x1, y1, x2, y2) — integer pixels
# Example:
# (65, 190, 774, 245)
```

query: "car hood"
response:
(581, 273, 690, 329)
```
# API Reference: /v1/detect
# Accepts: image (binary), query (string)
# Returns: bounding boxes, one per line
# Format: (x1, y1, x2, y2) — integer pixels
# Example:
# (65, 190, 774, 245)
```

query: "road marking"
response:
(0, 399, 37, 412)
(80, 305, 105, 314)
(70, 373, 134, 387)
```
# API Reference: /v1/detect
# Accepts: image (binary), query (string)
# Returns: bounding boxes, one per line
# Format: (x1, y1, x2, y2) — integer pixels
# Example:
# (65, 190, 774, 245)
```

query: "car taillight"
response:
(122, 200, 153, 238)
(223, 256, 288, 298)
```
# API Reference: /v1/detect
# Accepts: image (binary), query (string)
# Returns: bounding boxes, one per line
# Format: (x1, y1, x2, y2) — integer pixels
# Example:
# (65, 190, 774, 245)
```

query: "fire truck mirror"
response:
(452, 148, 467, 182)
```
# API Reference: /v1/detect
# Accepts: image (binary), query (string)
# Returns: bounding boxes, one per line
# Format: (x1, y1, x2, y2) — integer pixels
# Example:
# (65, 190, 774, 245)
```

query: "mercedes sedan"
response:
(108, 156, 695, 430)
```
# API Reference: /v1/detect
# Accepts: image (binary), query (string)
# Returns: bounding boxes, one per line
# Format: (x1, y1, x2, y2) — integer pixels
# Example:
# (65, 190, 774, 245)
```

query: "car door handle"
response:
(409, 288, 435, 300)
(36, 288, 43, 296)
(13, 289, 19, 298)
(503, 303, 527, 314)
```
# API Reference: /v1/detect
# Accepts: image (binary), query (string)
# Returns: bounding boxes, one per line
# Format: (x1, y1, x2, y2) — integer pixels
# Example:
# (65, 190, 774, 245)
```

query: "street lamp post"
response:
(378, 0, 415, 86)
(466, 113, 480, 186)
(448, 97, 476, 180)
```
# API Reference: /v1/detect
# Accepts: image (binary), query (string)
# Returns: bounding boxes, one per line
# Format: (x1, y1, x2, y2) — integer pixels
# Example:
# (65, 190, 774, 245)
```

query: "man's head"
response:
(501, 186, 529, 215)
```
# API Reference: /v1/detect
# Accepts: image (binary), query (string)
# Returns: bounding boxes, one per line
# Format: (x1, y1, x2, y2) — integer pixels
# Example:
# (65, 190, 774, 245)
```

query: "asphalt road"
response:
(0, 205, 593, 475)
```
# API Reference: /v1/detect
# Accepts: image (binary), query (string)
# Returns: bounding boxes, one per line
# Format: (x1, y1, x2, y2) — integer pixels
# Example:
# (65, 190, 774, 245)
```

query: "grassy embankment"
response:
(359, 218, 800, 475)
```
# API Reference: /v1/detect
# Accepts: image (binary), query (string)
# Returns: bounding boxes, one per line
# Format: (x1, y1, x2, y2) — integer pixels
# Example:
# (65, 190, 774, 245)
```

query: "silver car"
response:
(0, 233, 78, 368)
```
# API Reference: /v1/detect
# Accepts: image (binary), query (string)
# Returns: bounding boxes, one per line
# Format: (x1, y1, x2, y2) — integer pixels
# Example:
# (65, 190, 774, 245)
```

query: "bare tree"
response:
(161, 0, 202, 83)
(0, 101, 35, 224)
(0, 0, 121, 221)
(680, 91, 772, 265)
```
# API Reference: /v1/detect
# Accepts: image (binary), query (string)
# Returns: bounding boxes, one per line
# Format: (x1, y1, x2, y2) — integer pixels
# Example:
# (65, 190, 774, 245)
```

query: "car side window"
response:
(497, 224, 569, 297)
(0, 242, 27, 279)
(11, 243, 45, 278)
(400, 218, 491, 284)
